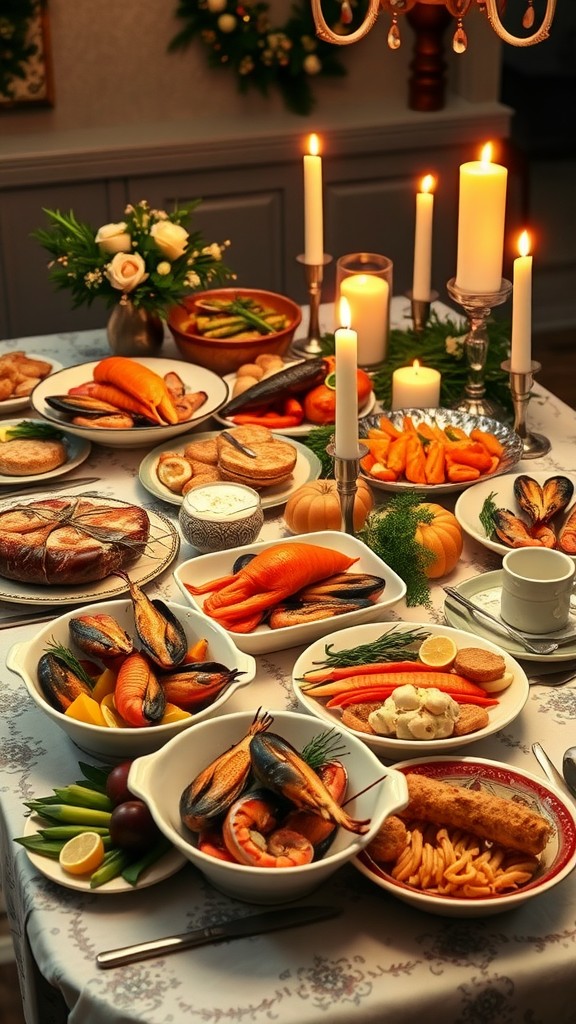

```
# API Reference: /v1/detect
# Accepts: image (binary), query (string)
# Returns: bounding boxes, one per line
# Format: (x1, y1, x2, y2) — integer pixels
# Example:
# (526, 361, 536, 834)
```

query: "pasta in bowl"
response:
(354, 755, 576, 917)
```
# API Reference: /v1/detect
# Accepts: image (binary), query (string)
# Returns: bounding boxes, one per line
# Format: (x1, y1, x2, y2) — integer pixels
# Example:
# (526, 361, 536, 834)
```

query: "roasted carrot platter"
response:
(292, 621, 529, 758)
(358, 409, 522, 494)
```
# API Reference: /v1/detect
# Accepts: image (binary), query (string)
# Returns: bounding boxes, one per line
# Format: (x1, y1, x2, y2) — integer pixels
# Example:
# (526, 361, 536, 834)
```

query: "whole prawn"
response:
(185, 542, 358, 632)
(114, 651, 166, 727)
(222, 790, 314, 868)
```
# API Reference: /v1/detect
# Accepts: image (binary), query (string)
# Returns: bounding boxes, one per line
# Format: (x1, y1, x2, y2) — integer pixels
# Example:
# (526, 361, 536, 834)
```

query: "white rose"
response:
(150, 221, 189, 260)
(105, 252, 148, 292)
(95, 222, 131, 255)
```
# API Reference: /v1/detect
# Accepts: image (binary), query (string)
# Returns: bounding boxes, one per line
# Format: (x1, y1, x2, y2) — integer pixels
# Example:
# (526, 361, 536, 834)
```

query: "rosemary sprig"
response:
(301, 728, 348, 769)
(479, 491, 499, 538)
(311, 623, 431, 669)
(45, 639, 95, 688)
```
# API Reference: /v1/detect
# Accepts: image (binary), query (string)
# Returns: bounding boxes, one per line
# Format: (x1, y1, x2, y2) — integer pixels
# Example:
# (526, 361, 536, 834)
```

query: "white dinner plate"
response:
(0, 420, 91, 486)
(22, 816, 187, 894)
(213, 361, 376, 437)
(293, 620, 529, 757)
(138, 430, 322, 510)
(0, 494, 179, 605)
(358, 408, 522, 494)
(454, 470, 576, 558)
(443, 569, 576, 663)
(0, 354, 63, 414)
(30, 357, 230, 448)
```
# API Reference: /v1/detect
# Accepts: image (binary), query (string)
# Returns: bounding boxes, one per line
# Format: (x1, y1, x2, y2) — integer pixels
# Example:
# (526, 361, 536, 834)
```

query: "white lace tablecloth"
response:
(1, 301, 576, 1024)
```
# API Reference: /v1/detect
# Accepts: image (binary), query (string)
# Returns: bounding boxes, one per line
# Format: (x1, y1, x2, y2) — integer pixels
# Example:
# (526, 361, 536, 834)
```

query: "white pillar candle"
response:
(334, 298, 359, 459)
(303, 133, 323, 265)
(391, 360, 441, 410)
(412, 173, 435, 301)
(339, 273, 389, 366)
(455, 143, 508, 294)
(510, 229, 533, 374)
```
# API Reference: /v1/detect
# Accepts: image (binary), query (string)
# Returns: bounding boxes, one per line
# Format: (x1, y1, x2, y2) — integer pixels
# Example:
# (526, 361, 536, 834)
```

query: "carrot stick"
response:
(94, 356, 179, 424)
(325, 688, 499, 708)
(300, 661, 439, 686)
(470, 428, 505, 457)
(302, 671, 490, 698)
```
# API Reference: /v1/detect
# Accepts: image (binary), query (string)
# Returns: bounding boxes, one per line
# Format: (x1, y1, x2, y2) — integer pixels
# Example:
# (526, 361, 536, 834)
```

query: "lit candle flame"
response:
(420, 174, 435, 194)
(518, 229, 531, 257)
(339, 296, 351, 329)
(308, 133, 320, 157)
(480, 142, 493, 165)
(412, 359, 421, 372)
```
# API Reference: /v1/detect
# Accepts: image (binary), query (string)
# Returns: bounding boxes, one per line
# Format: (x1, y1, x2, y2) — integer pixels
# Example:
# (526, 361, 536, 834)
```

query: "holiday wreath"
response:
(170, 0, 365, 116)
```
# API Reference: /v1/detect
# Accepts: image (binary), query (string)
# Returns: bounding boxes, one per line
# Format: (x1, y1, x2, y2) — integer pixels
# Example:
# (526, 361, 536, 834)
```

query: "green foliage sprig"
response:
(0, 0, 37, 101)
(169, 0, 363, 116)
(33, 200, 233, 317)
(359, 492, 436, 607)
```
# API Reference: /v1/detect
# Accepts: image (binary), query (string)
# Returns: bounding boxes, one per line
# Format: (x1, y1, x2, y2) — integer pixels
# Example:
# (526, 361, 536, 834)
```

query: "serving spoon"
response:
(443, 586, 576, 657)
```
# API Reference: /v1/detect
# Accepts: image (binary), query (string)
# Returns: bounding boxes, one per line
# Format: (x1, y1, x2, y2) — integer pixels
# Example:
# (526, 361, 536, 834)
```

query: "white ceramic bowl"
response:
(128, 709, 409, 904)
(173, 531, 407, 655)
(354, 755, 576, 917)
(7, 599, 256, 759)
(454, 470, 576, 559)
(293, 620, 529, 757)
(30, 357, 230, 448)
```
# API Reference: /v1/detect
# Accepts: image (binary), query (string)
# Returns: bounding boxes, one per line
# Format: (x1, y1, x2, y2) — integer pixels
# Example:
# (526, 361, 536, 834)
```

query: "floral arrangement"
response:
(169, 0, 365, 116)
(33, 200, 233, 318)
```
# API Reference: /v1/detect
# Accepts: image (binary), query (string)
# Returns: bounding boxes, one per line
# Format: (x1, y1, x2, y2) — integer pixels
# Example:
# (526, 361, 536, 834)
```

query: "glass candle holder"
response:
(335, 253, 393, 368)
(179, 482, 264, 554)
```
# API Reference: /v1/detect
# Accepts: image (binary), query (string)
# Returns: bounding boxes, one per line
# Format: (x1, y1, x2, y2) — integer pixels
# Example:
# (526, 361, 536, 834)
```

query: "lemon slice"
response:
(418, 635, 458, 670)
(59, 831, 105, 876)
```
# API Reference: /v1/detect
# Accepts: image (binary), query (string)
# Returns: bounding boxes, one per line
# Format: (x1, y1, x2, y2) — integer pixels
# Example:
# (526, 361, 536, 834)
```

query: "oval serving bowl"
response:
(358, 408, 522, 495)
(30, 357, 229, 449)
(7, 599, 256, 760)
(173, 531, 407, 656)
(128, 709, 409, 904)
(167, 288, 302, 375)
(354, 755, 576, 917)
(454, 470, 576, 559)
(292, 620, 529, 758)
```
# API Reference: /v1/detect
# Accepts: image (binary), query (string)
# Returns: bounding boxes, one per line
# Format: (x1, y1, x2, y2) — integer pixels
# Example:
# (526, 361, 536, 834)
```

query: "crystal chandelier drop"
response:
(310, 0, 557, 54)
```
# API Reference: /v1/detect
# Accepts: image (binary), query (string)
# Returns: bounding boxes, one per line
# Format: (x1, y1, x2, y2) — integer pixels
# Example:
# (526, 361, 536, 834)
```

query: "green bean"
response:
(121, 836, 174, 886)
(52, 785, 113, 812)
(38, 825, 110, 840)
(90, 848, 135, 889)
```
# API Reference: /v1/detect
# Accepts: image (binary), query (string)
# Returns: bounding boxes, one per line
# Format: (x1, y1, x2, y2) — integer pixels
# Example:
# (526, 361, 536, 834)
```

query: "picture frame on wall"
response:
(0, 1, 54, 110)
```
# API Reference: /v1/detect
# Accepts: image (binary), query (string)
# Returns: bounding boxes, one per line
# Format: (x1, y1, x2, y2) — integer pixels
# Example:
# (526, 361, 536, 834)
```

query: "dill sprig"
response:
(303, 425, 334, 478)
(4, 421, 63, 442)
(45, 639, 95, 688)
(311, 623, 431, 668)
(301, 728, 348, 769)
(359, 492, 436, 607)
(479, 491, 499, 538)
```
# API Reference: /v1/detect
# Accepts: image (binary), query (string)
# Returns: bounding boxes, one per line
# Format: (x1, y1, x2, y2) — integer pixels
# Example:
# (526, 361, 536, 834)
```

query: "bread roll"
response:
(0, 439, 67, 476)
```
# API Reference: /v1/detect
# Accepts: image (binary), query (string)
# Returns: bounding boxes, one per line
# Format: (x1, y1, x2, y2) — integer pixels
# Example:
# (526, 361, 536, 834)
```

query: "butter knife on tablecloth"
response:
(0, 476, 101, 500)
(96, 904, 341, 968)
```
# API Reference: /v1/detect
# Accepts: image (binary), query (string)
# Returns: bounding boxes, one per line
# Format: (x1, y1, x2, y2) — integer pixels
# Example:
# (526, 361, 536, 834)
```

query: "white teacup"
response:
(501, 547, 576, 634)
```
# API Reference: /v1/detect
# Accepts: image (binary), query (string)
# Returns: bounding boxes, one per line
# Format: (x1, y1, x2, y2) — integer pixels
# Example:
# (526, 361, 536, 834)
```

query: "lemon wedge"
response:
(59, 831, 105, 876)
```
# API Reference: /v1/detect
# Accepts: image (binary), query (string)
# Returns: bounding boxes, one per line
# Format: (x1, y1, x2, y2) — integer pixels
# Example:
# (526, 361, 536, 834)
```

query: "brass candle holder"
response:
(404, 289, 438, 333)
(327, 440, 369, 535)
(291, 254, 333, 358)
(501, 358, 551, 458)
(446, 277, 512, 420)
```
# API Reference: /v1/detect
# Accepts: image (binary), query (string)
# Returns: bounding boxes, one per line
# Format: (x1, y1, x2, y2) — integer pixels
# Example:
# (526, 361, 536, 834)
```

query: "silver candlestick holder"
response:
(446, 277, 512, 421)
(291, 254, 333, 358)
(501, 358, 551, 458)
(326, 440, 369, 535)
(404, 289, 439, 333)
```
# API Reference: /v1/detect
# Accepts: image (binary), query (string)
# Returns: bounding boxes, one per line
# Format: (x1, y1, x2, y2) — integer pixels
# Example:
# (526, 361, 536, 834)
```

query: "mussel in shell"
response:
(118, 573, 188, 668)
(69, 613, 134, 659)
(295, 572, 386, 602)
(45, 394, 124, 418)
(492, 509, 547, 548)
(513, 474, 574, 525)
(37, 651, 93, 712)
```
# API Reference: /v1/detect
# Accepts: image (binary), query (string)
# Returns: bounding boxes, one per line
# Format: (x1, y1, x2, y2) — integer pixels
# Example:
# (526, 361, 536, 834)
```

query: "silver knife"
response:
(0, 605, 79, 629)
(532, 742, 574, 801)
(0, 476, 101, 500)
(96, 904, 341, 969)
(221, 430, 258, 458)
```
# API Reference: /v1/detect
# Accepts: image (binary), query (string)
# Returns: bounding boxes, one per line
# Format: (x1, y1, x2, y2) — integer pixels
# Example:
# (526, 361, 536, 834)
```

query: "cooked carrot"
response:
(376, 416, 402, 439)
(183, 638, 209, 663)
(445, 442, 492, 472)
(94, 356, 179, 424)
(470, 428, 505, 457)
(416, 423, 437, 443)
(303, 671, 490, 698)
(325, 687, 498, 708)
(361, 452, 376, 473)
(369, 463, 398, 481)
(402, 415, 419, 434)
(387, 433, 409, 475)
(424, 439, 446, 484)
(68, 381, 162, 422)
(300, 661, 439, 686)
(405, 433, 427, 484)
(445, 461, 481, 482)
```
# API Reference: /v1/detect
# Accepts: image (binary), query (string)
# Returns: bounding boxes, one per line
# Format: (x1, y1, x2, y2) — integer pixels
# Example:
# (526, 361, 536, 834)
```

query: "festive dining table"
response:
(1, 297, 576, 1024)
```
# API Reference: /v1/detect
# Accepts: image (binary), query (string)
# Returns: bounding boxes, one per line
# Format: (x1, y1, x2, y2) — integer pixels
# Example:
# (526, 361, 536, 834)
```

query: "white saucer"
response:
(443, 570, 576, 663)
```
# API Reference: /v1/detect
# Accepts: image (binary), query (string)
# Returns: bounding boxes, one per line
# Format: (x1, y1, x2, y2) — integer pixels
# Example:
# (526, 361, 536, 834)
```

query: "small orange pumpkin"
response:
(283, 478, 374, 534)
(414, 502, 463, 578)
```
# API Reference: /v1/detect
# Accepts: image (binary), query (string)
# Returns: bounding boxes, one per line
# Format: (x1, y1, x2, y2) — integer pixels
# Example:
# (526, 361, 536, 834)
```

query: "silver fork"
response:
(443, 586, 576, 657)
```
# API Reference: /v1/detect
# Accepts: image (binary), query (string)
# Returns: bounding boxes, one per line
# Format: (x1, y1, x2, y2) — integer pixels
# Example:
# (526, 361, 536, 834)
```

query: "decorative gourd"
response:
(414, 502, 463, 578)
(283, 478, 374, 534)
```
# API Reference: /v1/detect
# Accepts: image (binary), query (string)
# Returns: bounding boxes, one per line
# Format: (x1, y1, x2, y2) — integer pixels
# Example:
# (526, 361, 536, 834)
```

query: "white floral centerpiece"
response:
(34, 199, 232, 318)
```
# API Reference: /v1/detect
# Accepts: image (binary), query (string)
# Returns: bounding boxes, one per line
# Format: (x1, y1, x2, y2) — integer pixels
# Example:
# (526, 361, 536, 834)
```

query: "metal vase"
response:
(107, 300, 164, 356)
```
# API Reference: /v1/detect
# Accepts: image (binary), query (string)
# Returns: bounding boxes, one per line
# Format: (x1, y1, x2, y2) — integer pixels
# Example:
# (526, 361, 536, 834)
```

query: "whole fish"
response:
(221, 358, 327, 416)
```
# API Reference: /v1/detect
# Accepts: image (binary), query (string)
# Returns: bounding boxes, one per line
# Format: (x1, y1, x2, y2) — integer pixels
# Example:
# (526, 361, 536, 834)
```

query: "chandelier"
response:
(310, 0, 558, 54)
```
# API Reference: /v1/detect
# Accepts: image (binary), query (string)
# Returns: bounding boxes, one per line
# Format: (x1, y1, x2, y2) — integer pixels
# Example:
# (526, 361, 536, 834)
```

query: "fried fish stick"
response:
(401, 774, 552, 856)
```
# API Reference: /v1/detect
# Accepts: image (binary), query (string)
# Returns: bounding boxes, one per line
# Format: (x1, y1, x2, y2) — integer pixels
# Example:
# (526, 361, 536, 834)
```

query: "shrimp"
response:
(222, 790, 314, 868)
(114, 651, 166, 727)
